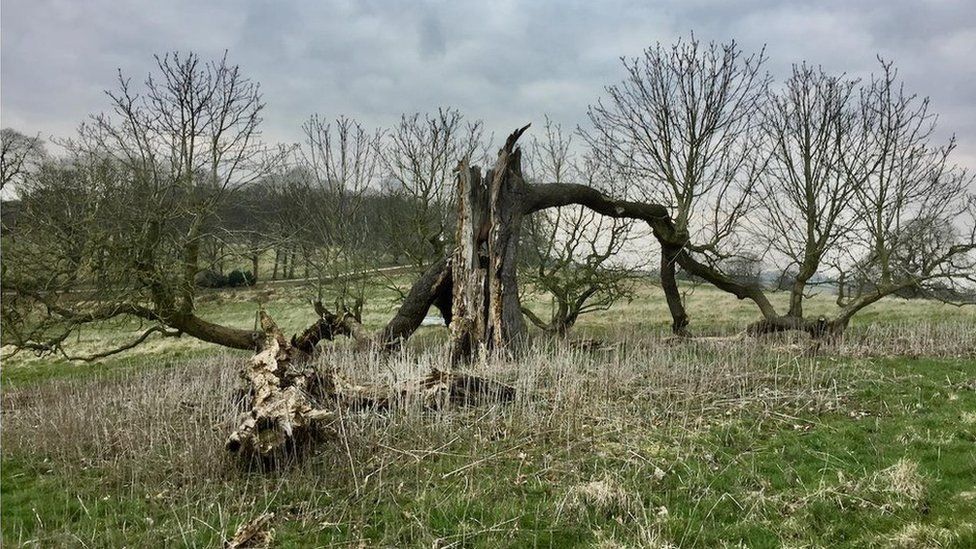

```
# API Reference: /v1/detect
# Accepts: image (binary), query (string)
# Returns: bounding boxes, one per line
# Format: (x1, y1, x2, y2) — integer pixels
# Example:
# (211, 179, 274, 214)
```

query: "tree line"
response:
(1, 38, 974, 362)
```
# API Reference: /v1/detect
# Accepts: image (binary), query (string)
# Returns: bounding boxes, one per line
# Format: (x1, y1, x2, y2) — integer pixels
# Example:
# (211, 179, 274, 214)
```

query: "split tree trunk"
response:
(449, 126, 530, 363)
(450, 161, 489, 363)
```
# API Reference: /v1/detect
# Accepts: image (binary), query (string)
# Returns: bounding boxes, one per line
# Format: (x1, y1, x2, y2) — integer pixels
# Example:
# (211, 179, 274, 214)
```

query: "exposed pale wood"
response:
(228, 310, 515, 459)
(449, 126, 531, 362)
(225, 512, 275, 548)
(226, 312, 332, 457)
(450, 160, 489, 363)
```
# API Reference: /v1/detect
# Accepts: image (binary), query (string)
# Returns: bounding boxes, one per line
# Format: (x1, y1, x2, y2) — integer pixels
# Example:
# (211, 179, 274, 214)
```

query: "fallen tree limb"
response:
(225, 312, 332, 457)
(227, 311, 515, 460)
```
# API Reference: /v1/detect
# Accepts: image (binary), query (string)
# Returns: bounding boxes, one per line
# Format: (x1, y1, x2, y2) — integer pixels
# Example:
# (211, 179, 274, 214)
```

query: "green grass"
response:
(4, 355, 975, 546)
(2, 280, 975, 547)
(652, 357, 976, 547)
(4, 276, 973, 386)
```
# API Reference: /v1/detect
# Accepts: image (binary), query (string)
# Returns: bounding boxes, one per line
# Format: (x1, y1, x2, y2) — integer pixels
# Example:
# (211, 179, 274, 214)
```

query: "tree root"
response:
(226, 311, 515, 460)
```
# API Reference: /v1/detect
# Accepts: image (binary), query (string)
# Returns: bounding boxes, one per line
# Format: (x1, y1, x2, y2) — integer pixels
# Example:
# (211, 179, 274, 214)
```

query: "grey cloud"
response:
(1, 0, 973, 168)
(418, 11, 446, 57)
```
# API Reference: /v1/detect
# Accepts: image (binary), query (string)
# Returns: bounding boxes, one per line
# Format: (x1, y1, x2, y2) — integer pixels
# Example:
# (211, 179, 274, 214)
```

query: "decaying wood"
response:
(486, 125, 530, 349)
(226, 312, 332, 457)
(228, 310, 515, 459)
(295, 258, 454, 354)
(225, 512, 274, 548)
(332, 367, 517, 411)
(449, 125, 531, 362)
(450, 160, 489, 363)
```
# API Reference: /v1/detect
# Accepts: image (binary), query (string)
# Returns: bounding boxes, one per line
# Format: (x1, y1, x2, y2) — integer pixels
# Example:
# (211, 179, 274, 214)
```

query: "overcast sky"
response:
(2, 0, 974, 169)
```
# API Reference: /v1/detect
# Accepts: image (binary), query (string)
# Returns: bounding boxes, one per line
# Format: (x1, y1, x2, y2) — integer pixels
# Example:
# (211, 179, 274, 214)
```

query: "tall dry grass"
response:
(3, 333, 847, 484)
(2, 321, 973, 545)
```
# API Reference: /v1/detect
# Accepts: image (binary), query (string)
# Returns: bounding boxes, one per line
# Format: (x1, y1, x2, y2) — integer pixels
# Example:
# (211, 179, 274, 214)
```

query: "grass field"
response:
(2, 279, 975, 547)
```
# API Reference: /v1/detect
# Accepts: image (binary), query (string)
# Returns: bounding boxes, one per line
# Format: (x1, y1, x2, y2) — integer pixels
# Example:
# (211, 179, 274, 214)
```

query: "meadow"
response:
(2, 279, 975, 547)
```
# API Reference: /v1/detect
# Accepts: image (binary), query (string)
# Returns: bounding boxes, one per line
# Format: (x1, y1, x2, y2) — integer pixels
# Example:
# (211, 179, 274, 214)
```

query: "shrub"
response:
(194, 269, 227, 288)
(227, 269, 255, 287)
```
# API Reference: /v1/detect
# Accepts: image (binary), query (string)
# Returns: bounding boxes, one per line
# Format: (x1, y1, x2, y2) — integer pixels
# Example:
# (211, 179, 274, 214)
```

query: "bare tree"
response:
(521, 207, 636, 335)
(520, 119, 639, 336)
(1, 128, 45, 194)
(756, 64, 862, 318)
(745, 59, 975, 335)
(579, 48, 973, 338)
(831, 60, 976, 320)
(1, 51, 286, 357)
(584, 36, 770, 334)
(290, 114, 383, 312)
(381, 108, 486, 267)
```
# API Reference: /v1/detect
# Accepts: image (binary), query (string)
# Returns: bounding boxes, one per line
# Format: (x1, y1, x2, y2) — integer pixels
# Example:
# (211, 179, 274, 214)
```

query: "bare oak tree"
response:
(1, 128, 45, 194)
(520, 119, 639, 336)
(380, 108, 486, 267)
(584, 37, 769, 334)
(834, 60, 976, 318)
(2, 52, 284, 356)
(292, 114, 383, 311)
(749, 59, 975, 335)
(757, 64, 862, 319)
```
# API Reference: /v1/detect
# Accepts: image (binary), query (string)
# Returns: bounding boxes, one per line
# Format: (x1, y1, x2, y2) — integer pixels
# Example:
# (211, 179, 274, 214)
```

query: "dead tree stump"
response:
(226, 312, 332, 457)
(450, 125, 531, 363)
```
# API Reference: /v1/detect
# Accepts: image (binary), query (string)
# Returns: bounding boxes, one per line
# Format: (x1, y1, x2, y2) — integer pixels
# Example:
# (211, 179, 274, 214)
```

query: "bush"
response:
(227, 269, 255, 287)
(195, 269, 254, 288)
(194, 269, 227, 288)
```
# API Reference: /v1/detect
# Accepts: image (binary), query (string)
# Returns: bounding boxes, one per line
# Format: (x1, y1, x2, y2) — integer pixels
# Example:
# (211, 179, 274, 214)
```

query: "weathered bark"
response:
(746, 314, 847, 339)
(450, 161, 490, 363)
(168, 312, 263, 350)
(521, 306, 576, 337)
(660, 245, 690, 336)
(449, 126, 530, 362)
(375, 257, 453, 350)
(672, 250, 779, 320)
(151, 256, 454, 357)
(788, 279, 806, 318)
(486, 128, 529, 349)
(522, 180, 779, 328)
(751, 278, 940, 339)
(788, 255, 821, 318)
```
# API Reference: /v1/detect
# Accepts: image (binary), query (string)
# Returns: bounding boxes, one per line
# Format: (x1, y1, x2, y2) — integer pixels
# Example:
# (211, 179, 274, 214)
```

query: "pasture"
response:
(3, 281, 975, 547)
